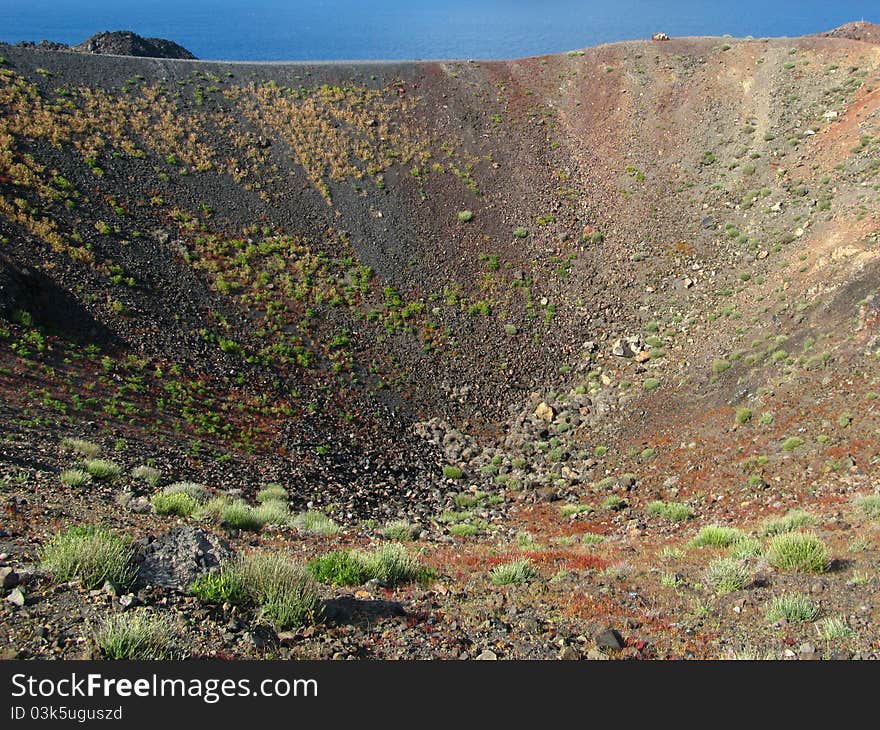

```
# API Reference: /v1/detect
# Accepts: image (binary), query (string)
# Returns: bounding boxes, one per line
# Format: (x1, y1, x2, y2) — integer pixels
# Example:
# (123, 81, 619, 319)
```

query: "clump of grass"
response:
(853, 494, 880, 520)
(442, 465, 463, 479)
(308, 551, 373, 586)
(690, 525, 746, 548)
(782, 436, 805, 452)
(252, 500, 289, 525)
(728, 538, 763, 559)
(256, 483, 288, 504)
(765, 594, 818, 623)
(513, 226, 528, 238)
(816, 616, 853, 641)
(83, 458, 122, 481)
(643, 377, 661, 391)
(192, 496, 229, 522)
(559, 504, 592, 517)
(449, 523, 480, 537)
(758, 509, 817, 536)
(189, 571, 248, 604)
(96, 611, 182, 660)
(765, 532, 829, 573)
(131, 465, 162, 487)
(581, 532, 605, 545)
(40, 526, 134, 589)
(704, 557, 751, 595)
(220, 501, 265, 531)
(490, 559, 538, 585)
(235, 552, 322, 628)
(291, 510, 341, 535)
(457, 210, 474, 222)
(60, 468, 91, 488)
(735, 408, 752, 425)
(162, 481, 209, 502)
(151, 491, 199, 517)
(60, 437, 100, 458)
(648, 500, 693, 522)
(381, 520, 421, 541)
(308, 544, 431, 587)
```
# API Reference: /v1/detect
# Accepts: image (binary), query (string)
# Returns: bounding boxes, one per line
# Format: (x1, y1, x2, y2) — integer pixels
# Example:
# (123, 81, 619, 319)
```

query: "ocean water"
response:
(0, 0, 877, 61)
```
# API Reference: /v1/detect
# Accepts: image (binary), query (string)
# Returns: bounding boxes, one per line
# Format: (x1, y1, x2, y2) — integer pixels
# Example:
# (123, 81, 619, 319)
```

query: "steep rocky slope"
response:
(1, 26, 879, 660)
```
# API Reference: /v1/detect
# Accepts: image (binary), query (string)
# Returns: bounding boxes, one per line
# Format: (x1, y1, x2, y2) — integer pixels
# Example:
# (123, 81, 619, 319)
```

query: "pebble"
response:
(476, 649, 498, 660)
(0, 567, 19, 589)
(7, 587, 25, 607)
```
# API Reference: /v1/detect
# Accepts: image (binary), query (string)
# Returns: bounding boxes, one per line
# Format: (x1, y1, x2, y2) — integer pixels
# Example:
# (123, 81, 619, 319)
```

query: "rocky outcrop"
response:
(73, 31, 196, 59)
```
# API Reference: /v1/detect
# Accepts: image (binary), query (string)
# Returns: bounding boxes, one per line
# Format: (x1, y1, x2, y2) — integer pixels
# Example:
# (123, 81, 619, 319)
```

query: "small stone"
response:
(0, 567, 19, 589)
(6, 587, 25, 607)
(119, 593, 140, 610)
(101, 580, 119, 597)
(534, 402, 554, 422)
(559, 645, 580, 660)
(595, 627, 625, 651)
(586, 648, 609, 661)
(476, 649, 498, 661)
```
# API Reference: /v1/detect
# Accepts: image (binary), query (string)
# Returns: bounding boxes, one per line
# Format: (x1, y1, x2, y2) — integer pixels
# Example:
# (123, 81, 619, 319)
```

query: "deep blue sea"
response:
(0, 0, 877, 61)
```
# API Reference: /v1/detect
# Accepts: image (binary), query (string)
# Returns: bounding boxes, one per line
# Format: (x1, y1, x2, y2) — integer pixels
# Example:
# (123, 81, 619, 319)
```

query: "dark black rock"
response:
(73, 31, 196, 59)
(595, 627, 625, 650)
(135, 527, 234, 591)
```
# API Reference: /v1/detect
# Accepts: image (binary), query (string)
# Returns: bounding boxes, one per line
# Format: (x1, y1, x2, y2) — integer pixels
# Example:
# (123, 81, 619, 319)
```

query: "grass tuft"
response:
(381, 520, 421, 541)
(83, 459, 122, 481)
(256, 483, 288, 504)
(291, 510, 340, 535)
(765, 594, 818, 623)
(60, 468, 91, 488)
(96, 611, 183, 659)
(221, 501, 265, 531)
(690, 525, 746, 548)
(131, 465, 162, 487)
(704, 557, 751, 595)
(648, 500, 693, 522)
(308, 544, 431, 587)
(853, 494, 880, 520)
(151, 491, 199, 517)
(60, 437, 100, 458)
(252, 499, 289, 525)
(758, 509, 817, 537)
(489, 559, 538, 585)
(41, 526, 134, 589)
(765, 532, 829, 573)
(816, 616, 853, 641)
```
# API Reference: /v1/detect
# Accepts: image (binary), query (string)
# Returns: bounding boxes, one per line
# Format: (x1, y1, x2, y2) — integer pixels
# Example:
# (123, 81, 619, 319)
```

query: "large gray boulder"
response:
(135, 527, 234, 591)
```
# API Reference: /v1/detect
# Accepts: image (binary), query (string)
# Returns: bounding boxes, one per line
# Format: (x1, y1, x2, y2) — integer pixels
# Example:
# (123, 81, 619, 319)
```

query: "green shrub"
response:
(221, 501, 265, 531)
(132, 465, 162, 487)
(765, 594, 818, 623)
(853, 494, 880, 520)
(448, 523, 480, 537)
(290, 510, 340, 535)
(442, 465, 463, 479)
(83, 459, 122, 481)
(60, 437, 100, 458)
(256, 484, 288, 504)
(735, 408, 752, 425)
(308, 551, 373, 586)
(758, 509, 817, 536)
(41, 526, 134, 589)
(60, 468, 91, 488)
(765, 532, 829, 573)
(647, 500, 693, 522)
(189, 571, 248, 604)
(704, 557, 751, 595)
(151, 491, 199, 517)
(490, 559, 537, 585)
(308, 544, 431, 587)
(690, 525, 746, 548)
(96, 611, 182, 660)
